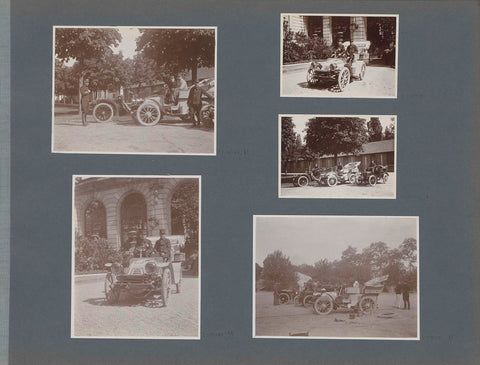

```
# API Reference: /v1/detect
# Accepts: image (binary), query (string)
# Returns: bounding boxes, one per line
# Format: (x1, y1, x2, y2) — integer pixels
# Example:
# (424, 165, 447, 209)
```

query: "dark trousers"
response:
(403, 294, 410, 309)
(190, 104, 202, 125)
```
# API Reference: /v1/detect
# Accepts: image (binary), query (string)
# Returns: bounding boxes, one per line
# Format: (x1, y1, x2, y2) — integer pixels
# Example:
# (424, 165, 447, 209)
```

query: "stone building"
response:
(283, 14, 396, 49)
(74, 177, 198, 250)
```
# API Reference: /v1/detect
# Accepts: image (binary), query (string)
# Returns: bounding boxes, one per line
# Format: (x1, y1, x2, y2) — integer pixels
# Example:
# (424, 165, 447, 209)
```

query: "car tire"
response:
(297, 175, 309, 187)
(303, 294, 313, 307)
(359, 297, 376, 314)
(93, 103, 114, 123)
(349, 174, 356, 184)
(382, 173, 389, 184)
(337, 68, 351, 91)
(104, 273, 120, 304)
(293, 295, 302, 306)
(313, 296, 334, 315)
(279, 293, 290, 304)
(358, 64, 366, 80)
(136, 101, 161, 126)
(307, 68, 316, 86)
(368, 175, 377, 186)
(161, 268, 171, 307)
(327, 175, 338, 187)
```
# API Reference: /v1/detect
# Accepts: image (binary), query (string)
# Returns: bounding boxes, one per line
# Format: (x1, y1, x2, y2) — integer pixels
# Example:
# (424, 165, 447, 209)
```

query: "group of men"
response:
(130, 229, 172, 260)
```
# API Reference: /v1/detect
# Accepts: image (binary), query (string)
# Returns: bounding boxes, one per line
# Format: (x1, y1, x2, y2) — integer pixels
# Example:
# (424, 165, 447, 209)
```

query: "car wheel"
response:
(93, 103, 114, 123)
(136, 101, 161, 126)
(337, 68, 351, 91)
(382, 173, 389, 184)
(313, 296, 334, 315)
(359, 297, 376, 313)
(306, 68, 316, 86)
(201, 105, 215, 127)
(279, 293, 290, 304)
(349, 174, 356, 184)
(303, 294, 313, 307)
(327, 175, 338, 187)
(161, 268, 171, 307)
(104, 273, 119, 304)
(358, 64, 366, 80)
(368, 175, 377, 186)
(297, 175, 309, 187)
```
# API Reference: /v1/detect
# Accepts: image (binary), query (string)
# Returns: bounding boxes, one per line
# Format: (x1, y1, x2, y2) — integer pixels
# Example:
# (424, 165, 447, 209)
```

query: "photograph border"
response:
(52, 25, 218, 156)
(252, 215, 420, 340)
(280, 13, 399, 99)
(70, 174, 202, 340)
(278, 114, 398, 199)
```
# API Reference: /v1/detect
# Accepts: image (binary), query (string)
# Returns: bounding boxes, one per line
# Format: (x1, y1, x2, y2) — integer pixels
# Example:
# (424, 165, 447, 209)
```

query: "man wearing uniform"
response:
(80, 78, 92, 126)
(133, 231, 152, 258)
(154, 229, 171, 261)
(187, 80, 213, 127)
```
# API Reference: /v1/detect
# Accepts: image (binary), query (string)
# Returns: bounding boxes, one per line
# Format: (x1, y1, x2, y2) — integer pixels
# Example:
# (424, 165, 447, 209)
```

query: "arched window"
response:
(84, 200, 107, 238)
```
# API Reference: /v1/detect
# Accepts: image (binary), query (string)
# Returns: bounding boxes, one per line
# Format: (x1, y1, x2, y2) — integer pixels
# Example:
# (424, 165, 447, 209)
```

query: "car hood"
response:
(311, 58, 345, 68)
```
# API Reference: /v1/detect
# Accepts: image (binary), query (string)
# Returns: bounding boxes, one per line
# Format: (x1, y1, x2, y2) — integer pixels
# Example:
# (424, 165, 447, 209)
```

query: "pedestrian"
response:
(273, 282, 280, 305)
(402, 282, 410, 310)
(154, 229, 171, 261)
(187, 80, 213, 127)
(80, 78, 92, 126)
(394, 283, 402, 308)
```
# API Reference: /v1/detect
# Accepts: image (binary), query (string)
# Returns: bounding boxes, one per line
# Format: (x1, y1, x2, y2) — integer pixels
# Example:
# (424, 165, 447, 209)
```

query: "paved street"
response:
(255, 291, 417, 338)
(73, 275, 199, 338)
(281, 62, 396, 97)
(280, 173, 396, 199)
(53, 105, 215, 154)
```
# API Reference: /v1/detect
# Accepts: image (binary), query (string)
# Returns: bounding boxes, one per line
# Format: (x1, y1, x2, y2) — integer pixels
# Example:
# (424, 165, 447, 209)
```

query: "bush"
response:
(283, 30, 333, 64)
(75, 235, 124, 274)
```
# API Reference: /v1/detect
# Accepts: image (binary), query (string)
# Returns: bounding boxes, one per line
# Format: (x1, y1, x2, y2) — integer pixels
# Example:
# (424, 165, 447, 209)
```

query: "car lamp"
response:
(145, 262, 158, 274)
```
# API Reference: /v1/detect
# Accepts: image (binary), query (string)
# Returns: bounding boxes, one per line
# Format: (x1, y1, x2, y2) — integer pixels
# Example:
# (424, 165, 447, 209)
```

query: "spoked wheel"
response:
(327, 175, 338, 187)
(303, 294, 314, 307)
(349, 174, 356, 184)
(358, 64, 366, 80)
(297, 175, 309, 187)
(104, 273, 120, 304)
(293, 295, 302, 306)
(161, 268, 171, 307)
(136, 101, 161, 126)
(337, 68, 351, 91)
(201, 105, 215, 127)
(307, 69, 316, 86)
(279, 293, 290, 304)
(313, 296, 334, 315)
(382, 173, 389, 184)
(359, 297, 376, 314)
(368, 175, 377, 186)
(93, 103, 114, 123)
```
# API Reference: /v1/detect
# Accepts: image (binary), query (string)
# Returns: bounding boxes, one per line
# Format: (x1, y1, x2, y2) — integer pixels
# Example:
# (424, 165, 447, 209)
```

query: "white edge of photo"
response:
(279, 13, 399, 99)
(277, 114, 397, 199)
(51, 25, 217, 156)
(70, 174, 202, 340)
(252, 215, 420, 340)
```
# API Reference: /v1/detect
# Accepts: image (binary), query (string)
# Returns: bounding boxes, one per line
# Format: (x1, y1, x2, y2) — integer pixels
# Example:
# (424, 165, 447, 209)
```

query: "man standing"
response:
(402, 282, 410, 310)
(80, 78, 91, 126)
(187, 80, 213, 127)
(395, 283, 402, 308)
(154, 229, 171, 261)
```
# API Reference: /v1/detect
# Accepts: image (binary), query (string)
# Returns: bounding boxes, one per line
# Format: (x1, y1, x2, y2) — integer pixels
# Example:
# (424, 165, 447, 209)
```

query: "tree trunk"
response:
(191, 59, 198, 83)
(334, 153, 338, 166)
(78, 74, 83, 116)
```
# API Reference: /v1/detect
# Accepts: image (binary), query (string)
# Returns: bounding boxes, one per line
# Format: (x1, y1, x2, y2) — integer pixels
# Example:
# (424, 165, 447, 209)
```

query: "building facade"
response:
(74, 177, 197, 250)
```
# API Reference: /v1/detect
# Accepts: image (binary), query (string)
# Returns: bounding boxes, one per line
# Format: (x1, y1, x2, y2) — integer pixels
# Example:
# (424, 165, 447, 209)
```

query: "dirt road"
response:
(255, 291, 417, 338)
(280, 173, 396, 199)
(53, 106, 215, 154)
(73, 275, 199, 338)
(281, 63, 396, 98)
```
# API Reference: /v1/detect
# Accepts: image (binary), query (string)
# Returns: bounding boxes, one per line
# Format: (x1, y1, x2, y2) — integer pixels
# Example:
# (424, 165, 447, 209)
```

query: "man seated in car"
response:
(154, 229, 171, 261)
(333, 38, 345, 57)
(133, 231, 153, 258)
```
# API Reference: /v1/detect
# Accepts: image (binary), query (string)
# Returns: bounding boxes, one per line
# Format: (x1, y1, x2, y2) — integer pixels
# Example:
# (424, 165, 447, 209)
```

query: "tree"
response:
(262, 250, 297, 290)
(255, 263, 263, 281)
(399, 237, 417, 272)
(55, 28, 122, 112)
(304, 117, 368, 165)
(171, 180, 200, 252)
(132, 52, 162, 89)
(367, 117, 383, 142)
(384, 122, 395, 140)
(54, 60, 77, 100)
(361, 241, 391, 277)
(136, 29, 215, 82)
(281, 117, 304, 172)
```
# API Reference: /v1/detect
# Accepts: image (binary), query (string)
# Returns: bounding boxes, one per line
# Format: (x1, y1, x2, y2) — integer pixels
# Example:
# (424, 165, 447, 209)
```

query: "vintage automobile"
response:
(278, 289, 298, 304)
(312, 276, 388, 315)
(103, 237, 185, 307)
(291, 162, 360, 188)
(91, 78, 215, 127)
(306, 42, 367, 91)
(356, 165, 389, 186)
(135, 78, 215, 127)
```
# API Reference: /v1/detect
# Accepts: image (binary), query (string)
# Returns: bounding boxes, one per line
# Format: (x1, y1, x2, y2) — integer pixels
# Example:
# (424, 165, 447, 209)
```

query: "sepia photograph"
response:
(53, 26, 216, 155)
(71, 175, 200, 339)
(281, 14, 398, 98)
(279, 115, 396, 199)
(253, 215, 419, 340)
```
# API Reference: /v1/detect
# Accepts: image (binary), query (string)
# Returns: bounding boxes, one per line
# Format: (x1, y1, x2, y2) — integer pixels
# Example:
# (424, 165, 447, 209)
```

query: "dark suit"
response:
(154, 236, 171, 260)
(187, 85, 212, 125)
(80, 85, 91, 114)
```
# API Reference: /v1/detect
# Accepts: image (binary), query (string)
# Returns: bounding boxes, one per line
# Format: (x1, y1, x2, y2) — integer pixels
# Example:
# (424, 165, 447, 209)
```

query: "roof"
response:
(320, 139, 394, 158)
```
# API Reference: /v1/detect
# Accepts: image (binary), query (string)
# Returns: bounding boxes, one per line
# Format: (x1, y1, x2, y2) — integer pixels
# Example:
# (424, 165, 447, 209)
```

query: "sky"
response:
(284, 115, 397, 142)
(255, 216, 417, 266)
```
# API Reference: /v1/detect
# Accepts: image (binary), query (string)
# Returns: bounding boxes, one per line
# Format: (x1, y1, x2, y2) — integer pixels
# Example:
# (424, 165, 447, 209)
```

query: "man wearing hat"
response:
(155, 229, 171, 261)
(80, 78, 92, 126)
(187, 80, 213, 127)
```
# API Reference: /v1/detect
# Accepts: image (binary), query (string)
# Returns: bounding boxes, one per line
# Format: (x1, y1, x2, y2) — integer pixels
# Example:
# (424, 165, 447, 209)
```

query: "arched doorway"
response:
(84, 200, 106, 238)
(120, 192, 147, 249)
